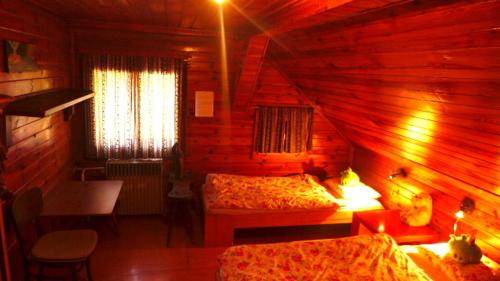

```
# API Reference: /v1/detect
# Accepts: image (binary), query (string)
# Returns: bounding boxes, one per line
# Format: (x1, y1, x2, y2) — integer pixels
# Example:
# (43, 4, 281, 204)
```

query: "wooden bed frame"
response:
(203, 189, 356, 247)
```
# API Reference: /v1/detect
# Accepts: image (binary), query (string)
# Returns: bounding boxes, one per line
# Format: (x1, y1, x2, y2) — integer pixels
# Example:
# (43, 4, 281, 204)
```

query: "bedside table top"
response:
(353, 209, 441, 244)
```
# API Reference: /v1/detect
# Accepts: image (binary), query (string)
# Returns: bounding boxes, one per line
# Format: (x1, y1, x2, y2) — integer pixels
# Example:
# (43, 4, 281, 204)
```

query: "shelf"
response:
(5, 88, 94, 117)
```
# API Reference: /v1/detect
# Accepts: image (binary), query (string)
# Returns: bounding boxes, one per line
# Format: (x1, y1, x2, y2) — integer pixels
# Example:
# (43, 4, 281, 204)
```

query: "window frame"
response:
(80, 54, 188, 160)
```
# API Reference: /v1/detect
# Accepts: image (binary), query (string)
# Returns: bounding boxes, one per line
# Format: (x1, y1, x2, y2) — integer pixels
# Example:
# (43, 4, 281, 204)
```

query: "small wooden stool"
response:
(166, 179, 194, 246)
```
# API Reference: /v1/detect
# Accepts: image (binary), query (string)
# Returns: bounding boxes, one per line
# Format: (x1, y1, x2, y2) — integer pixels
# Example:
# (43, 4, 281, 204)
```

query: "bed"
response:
(203, 173, 384, 246)
(217, 234, 500, 281)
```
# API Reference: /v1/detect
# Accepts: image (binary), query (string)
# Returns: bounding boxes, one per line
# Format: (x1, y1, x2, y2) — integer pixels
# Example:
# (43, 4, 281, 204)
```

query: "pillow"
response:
(335, 197, 384, 210)
(400, 192, 432, 226)
(335, 182, 382, 199)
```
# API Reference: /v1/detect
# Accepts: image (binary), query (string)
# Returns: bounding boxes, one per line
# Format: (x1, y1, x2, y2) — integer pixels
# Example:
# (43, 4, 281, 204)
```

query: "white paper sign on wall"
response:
(195, 91, 214, 117)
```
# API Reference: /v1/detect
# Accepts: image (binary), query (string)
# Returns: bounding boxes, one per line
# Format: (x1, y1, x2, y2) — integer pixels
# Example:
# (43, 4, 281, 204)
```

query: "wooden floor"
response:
(92, 216, 221, 281)
(91, 216, 352, 281)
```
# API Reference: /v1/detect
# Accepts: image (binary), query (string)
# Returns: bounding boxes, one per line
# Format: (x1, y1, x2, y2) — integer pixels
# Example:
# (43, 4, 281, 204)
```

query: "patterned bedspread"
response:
(218, 234, 432, 281)
(204, 173, 339, 209)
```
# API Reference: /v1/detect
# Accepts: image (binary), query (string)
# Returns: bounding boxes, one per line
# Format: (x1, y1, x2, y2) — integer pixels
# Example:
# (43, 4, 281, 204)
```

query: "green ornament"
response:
(448, 234, 482, 264)
(340, 168, 360, 185)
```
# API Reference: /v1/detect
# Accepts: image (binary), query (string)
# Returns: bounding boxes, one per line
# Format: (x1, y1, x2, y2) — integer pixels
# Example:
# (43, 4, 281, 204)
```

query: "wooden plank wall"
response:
(69, 26, 245, 161)
(270, 0, 500, 261)
(0, 2, 72, 191)
(71, 28, 351, 185)
(0, 1, 73, 279)
(187, 59, 351, 183)
(232, 34, 269, 112)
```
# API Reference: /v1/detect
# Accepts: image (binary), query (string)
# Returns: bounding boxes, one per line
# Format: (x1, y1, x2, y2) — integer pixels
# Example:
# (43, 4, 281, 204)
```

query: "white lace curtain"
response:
(82, 55, 184, 159)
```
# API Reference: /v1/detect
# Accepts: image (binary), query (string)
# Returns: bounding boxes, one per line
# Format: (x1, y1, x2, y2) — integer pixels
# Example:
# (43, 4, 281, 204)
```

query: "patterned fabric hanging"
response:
(254, 106, 313, 153)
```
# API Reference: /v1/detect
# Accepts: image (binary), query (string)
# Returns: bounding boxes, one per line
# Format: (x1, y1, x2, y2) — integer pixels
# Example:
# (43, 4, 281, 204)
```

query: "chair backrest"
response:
(12, 187, 43, 232)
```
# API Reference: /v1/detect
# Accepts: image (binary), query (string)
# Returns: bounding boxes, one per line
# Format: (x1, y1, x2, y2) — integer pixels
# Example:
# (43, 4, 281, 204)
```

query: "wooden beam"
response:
(69, 19, 224, 38)
(232, 34, 270, 111)
(267, 59, 351, 144)
(263, 0, 356, 35)
(257, 0, 415, 36)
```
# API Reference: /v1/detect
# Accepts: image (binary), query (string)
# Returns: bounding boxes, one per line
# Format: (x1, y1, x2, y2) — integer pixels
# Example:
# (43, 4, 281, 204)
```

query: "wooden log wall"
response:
(270, 0, 500, 261)
(0, 1, 73, 280)
(71, 28, 351, 185)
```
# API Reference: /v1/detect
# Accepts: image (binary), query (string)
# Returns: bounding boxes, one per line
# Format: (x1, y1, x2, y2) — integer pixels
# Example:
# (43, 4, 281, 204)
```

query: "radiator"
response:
(106, 159, 165, 215)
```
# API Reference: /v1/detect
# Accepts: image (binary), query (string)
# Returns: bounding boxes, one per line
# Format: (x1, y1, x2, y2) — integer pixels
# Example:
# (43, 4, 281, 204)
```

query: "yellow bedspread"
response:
(218, 234, 432, 281)
(205, 173, 339, 209)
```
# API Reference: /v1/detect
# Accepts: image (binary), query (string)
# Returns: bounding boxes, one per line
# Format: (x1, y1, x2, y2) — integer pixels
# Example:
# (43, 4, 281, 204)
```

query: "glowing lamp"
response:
(377, 224, 385, 233)
(453, 210, 464, 235)
(213, 0, 225, 4)
(452, 197, 475, 236)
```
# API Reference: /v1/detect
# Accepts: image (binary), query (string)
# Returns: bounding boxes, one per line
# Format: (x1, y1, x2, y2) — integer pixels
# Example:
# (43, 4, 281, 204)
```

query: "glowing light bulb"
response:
(453, 210, 465, 236)
(378, 224, 385, 233)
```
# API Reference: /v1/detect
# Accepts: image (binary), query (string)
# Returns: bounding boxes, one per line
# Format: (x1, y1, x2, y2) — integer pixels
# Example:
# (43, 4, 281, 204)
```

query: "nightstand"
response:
(351, 209, 440, 244)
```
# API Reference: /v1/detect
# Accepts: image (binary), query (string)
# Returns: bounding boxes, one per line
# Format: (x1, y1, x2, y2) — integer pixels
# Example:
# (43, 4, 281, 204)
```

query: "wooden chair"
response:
(11, 187, 98, 281)
(166, 175, 194, 246)
(73, 166, 106, 182)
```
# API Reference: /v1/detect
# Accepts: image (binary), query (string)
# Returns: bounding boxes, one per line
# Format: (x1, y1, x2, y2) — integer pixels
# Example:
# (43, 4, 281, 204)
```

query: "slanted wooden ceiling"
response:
(26, 0, 405, 34)
(25, 0, 309, 31)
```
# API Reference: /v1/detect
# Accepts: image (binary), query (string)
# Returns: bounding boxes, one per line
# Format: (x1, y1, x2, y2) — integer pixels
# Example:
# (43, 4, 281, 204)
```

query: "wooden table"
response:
(351, 209, 441, 244)
(42, 180, 122, 217)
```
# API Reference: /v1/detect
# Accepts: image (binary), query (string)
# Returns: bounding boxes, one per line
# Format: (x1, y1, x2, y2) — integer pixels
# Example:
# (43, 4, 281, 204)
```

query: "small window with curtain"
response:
(81, 55, 186, 159)
(254, 106, 314, 153)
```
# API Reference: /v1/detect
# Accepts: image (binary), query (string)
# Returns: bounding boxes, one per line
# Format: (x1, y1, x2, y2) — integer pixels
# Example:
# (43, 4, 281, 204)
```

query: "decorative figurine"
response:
(400, 192, 432, 227)
(339, 167, 360, 186)
(448, 233, 483, 264)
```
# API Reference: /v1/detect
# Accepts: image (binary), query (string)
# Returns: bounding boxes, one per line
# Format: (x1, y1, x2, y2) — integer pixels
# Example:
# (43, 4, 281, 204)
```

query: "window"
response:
(254, 106, 313, 153)
(82, 55, 185, 159)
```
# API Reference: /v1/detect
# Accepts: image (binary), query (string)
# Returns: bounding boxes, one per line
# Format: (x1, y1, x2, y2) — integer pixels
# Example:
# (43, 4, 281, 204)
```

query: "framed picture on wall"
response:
(4, 40, 39, 73)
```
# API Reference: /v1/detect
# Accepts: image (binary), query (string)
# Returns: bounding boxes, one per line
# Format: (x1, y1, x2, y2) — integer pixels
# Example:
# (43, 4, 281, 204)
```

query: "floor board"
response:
(90, 215, 352, 281)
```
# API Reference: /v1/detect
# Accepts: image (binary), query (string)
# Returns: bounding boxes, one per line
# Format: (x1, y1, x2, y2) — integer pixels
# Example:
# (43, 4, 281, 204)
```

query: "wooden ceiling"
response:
(26, 0, 406, 35)
(26, 0, 305, 32)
